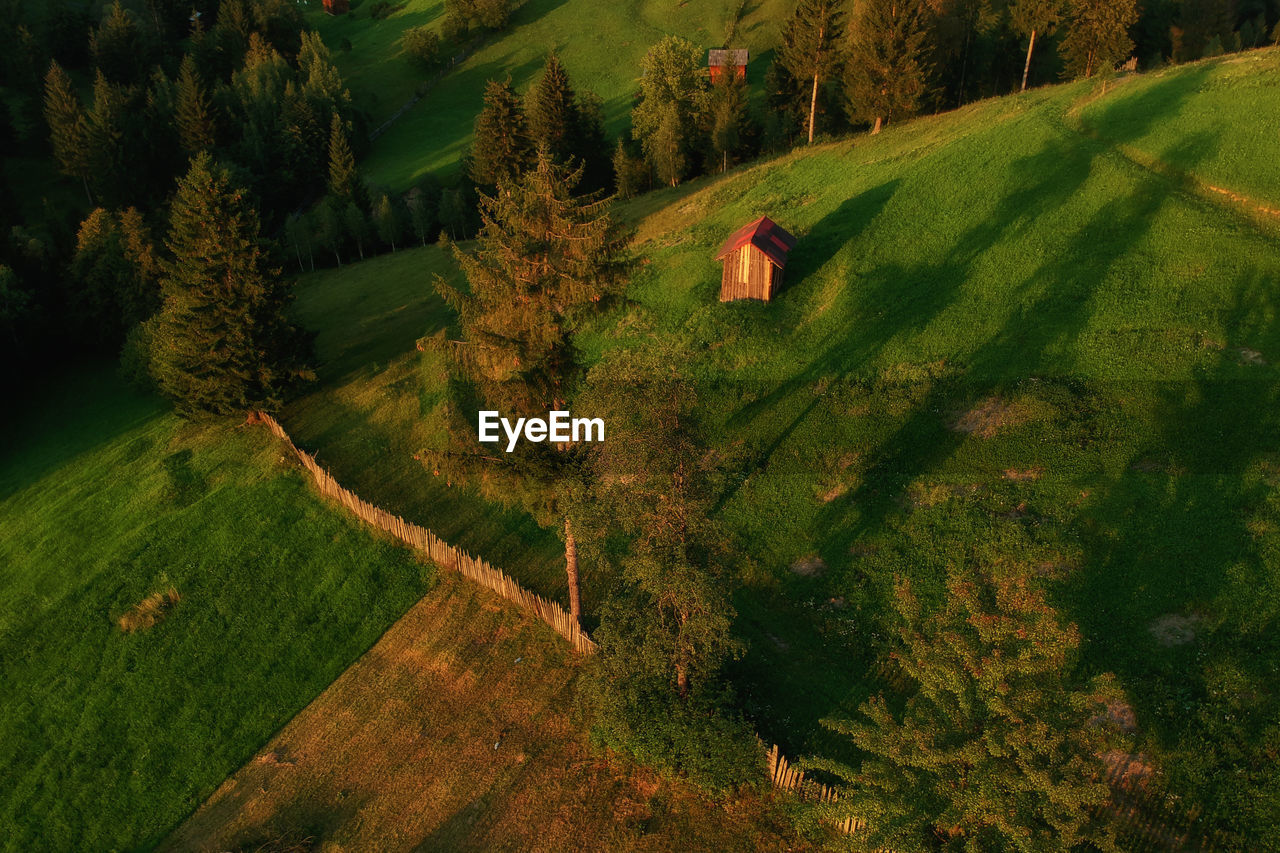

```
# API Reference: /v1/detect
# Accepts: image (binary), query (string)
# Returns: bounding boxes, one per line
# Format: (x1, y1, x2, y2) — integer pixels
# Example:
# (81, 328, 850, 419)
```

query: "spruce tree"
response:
(91, 1, 146, 86)
(327, 111, 360, 203)
(151, 153, 309, 417)
(1011, 0, 1065, 92)
(427, 148, 631, 621)
(175, 54, 216, 154)
(526, 54, 579, 165)
(844, 0, 933, 134)
(469, 78, 533, 189)
(632, 36, 707, 186)
(87, 71, 129, 206)
(1060, 0, 1139, 78)
(44, 61, 94, 203)
(779, 0, 845, 144)
(812, 562, 1128, 851)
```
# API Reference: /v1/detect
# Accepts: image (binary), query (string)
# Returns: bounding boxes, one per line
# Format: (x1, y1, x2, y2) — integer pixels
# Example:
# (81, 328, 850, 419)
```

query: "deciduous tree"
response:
(576, 347, 755, 787)
(632, 36, 707, 186)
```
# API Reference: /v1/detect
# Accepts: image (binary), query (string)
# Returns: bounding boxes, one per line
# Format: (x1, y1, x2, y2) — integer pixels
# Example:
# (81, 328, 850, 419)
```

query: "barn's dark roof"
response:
(708, 48, 749, 67)
(715, 216, 797, 268)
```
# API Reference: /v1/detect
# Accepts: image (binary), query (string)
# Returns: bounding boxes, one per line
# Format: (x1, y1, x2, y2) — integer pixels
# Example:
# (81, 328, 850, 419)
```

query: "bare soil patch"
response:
(1237, 347, 1267, 366)
(951, 396, 1036, 439)
(790, 555, 826, 577)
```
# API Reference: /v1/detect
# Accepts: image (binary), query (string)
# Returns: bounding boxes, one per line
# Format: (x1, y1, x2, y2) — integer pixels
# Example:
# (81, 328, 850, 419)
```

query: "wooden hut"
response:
(715, 216, 797, 302)
(324, 0, 350, 14)
(708, 49, 748, 83)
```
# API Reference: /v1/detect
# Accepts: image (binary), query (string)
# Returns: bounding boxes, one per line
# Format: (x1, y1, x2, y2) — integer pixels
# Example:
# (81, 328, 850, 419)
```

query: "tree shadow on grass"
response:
(732, 88, 1223, 755)
(1058, 267, 1280, 844)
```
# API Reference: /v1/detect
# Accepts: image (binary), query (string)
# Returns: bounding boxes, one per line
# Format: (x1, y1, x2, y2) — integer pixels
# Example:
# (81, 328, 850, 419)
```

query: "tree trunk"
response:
(872, 116, 883, 135)
(807, 72, 819, 144)
(1021, 29, 1037, 92)
(81, 175, 93, 206)
(564, 516, 581, 623)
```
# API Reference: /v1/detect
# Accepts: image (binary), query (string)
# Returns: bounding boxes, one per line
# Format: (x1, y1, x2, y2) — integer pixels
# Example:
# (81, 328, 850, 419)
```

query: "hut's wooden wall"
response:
(720, 246, 777, 302)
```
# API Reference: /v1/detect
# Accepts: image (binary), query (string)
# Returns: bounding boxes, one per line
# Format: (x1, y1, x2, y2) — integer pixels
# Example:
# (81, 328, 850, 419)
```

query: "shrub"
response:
(402, 26, 441, 69)
(118, 588, 182, 633)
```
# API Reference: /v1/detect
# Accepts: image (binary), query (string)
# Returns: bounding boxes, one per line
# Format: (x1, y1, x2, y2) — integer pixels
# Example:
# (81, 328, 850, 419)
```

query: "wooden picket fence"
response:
(766, 743, 867, 837)
(254, 412, 596, 655)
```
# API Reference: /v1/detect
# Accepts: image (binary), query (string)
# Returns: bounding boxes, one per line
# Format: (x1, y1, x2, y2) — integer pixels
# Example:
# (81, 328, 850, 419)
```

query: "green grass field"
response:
(0, 367, 433, 851)
(337, 0, 792, 189)
(305, 0, 447, 127)
(277, 48, 1280, 843)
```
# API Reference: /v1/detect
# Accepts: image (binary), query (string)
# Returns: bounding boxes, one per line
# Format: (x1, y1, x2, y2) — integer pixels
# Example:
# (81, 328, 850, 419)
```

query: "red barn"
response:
(324, 0, 350, 14)
(715, 216, 797, 302)
(708, 49, 748, 83)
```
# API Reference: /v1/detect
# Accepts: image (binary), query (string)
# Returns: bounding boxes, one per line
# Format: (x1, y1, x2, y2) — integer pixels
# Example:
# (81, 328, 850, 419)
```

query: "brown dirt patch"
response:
(1002, 467, 1044, 481)
(790, 555, 826, 577)
(1149, 613, 1203, 647)
(951, 396, 1035, 439)
(162, 576, 801, 852)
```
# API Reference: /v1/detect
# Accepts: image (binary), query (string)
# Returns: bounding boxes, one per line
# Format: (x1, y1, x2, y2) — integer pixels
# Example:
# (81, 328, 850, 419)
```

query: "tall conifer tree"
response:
(844, 0, 933, 134)
(779, 0, 845, 144)
(428, 147, 631, 621)
(526, 54, 578, 163)
(469, 78, 533, 189)
(1011, 0, 1065, 91)
(326, 111, 359, 203)
(1060, 0, 1139, 78)
(151, 153, 309, 417)
(175, 54, 216, 153)
(43, 61, 94, 203)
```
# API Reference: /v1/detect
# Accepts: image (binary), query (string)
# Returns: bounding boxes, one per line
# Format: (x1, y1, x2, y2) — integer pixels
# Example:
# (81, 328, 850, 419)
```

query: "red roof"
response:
(714, 216, 797, 268)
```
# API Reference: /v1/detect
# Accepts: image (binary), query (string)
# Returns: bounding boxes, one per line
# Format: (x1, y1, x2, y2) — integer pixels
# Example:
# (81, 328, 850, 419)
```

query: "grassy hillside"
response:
(333, 0, 791, 189)
(307, 0, 447, 127)
(0, 369, 432, 851)
(283, 49, 1280, 843)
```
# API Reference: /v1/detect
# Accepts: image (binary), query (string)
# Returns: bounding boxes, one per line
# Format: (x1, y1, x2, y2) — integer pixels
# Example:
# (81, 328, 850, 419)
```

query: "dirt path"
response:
(162, 575, 799, 852)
